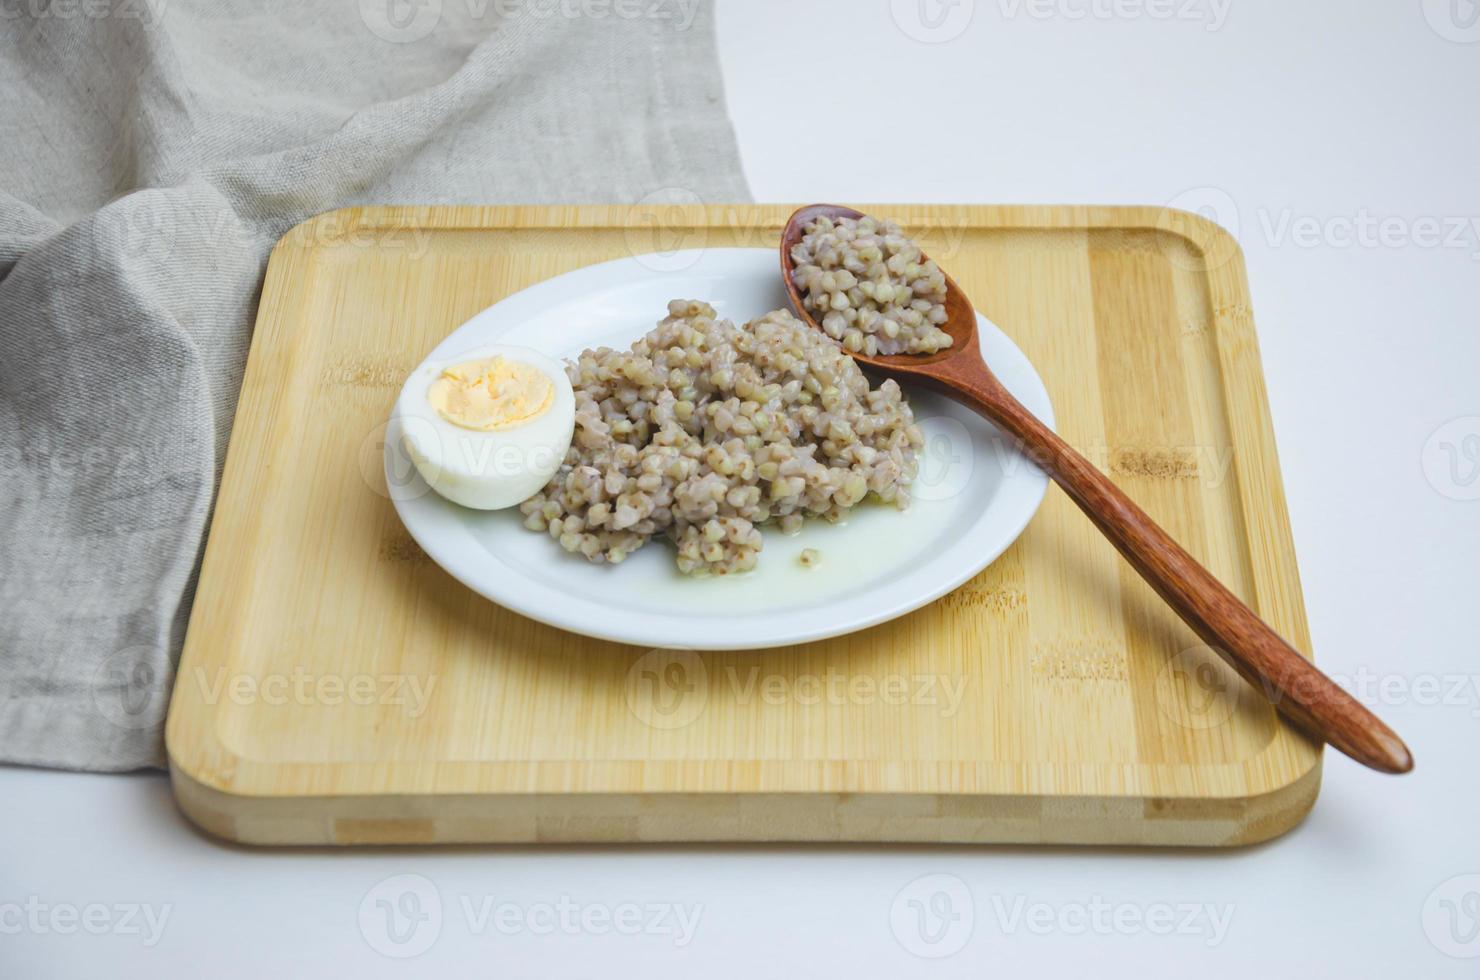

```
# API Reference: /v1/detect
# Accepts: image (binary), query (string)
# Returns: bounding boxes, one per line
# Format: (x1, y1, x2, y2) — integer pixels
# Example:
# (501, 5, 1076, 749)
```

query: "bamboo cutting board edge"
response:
(166, 204, 1322, 847)
(170, 768, 1323, 847)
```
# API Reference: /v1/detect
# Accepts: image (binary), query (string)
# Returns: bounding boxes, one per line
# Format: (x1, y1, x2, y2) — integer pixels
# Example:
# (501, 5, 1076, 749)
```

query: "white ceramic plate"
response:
(387, 248, 1053, 650)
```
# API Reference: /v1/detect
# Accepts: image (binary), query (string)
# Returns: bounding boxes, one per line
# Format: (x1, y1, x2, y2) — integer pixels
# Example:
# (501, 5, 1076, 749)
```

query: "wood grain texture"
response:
(780, 205, 1409, 775)
(166, 204, 1324, 846)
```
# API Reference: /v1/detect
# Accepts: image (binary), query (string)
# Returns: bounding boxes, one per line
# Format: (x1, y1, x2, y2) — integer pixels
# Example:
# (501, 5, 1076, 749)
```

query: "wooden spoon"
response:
(781, 203, 1413, 775)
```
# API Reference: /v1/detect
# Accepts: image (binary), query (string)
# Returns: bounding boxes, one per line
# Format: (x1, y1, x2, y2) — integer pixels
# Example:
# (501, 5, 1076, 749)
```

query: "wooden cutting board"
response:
(165, 204, 1321, 846)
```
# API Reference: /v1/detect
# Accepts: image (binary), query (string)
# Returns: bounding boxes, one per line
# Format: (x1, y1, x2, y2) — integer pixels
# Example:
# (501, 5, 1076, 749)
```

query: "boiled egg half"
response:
(395, 343, 574, 510)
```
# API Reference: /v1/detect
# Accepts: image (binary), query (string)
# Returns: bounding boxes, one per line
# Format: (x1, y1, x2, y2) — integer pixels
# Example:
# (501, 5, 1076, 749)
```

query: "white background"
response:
(4, 1, 1478, 975)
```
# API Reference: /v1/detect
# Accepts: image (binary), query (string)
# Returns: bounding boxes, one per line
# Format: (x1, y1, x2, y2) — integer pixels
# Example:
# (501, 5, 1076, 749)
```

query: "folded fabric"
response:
(0, 0, 750, 771)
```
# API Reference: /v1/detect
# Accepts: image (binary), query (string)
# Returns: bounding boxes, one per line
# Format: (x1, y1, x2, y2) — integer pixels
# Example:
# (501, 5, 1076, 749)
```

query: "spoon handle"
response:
(931, 369, 1412, 774)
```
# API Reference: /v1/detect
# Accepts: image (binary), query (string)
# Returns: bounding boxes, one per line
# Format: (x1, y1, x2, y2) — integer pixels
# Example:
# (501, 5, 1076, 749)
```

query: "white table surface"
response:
(5, 2, 1478, 976)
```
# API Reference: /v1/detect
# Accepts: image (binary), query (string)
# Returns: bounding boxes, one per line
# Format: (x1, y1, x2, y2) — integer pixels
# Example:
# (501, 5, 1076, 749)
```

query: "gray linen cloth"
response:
(0, 1, 749, 771)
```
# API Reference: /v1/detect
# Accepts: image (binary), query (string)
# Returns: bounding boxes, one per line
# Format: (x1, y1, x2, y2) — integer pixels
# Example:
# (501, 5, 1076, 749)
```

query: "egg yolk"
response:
(428, 355, 555, 432)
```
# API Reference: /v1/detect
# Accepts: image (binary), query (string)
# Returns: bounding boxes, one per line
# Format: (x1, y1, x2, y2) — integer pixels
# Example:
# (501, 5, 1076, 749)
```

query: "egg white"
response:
(394, 343, 574, 510)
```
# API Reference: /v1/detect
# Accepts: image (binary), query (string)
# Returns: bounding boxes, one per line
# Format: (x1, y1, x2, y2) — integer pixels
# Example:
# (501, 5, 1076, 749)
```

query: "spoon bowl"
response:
(780, 203, 976, 374)
(780, 203, 1414, 776)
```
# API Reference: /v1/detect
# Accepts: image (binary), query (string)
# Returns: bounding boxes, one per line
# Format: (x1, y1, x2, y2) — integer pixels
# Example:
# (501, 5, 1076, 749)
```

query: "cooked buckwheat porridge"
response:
(789, 214, 953, 356)
(519, 300, 925, 576)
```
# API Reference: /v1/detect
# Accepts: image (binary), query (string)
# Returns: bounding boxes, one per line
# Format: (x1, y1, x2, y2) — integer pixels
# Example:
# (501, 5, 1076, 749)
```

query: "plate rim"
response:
(389, 247, 1055, 650)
